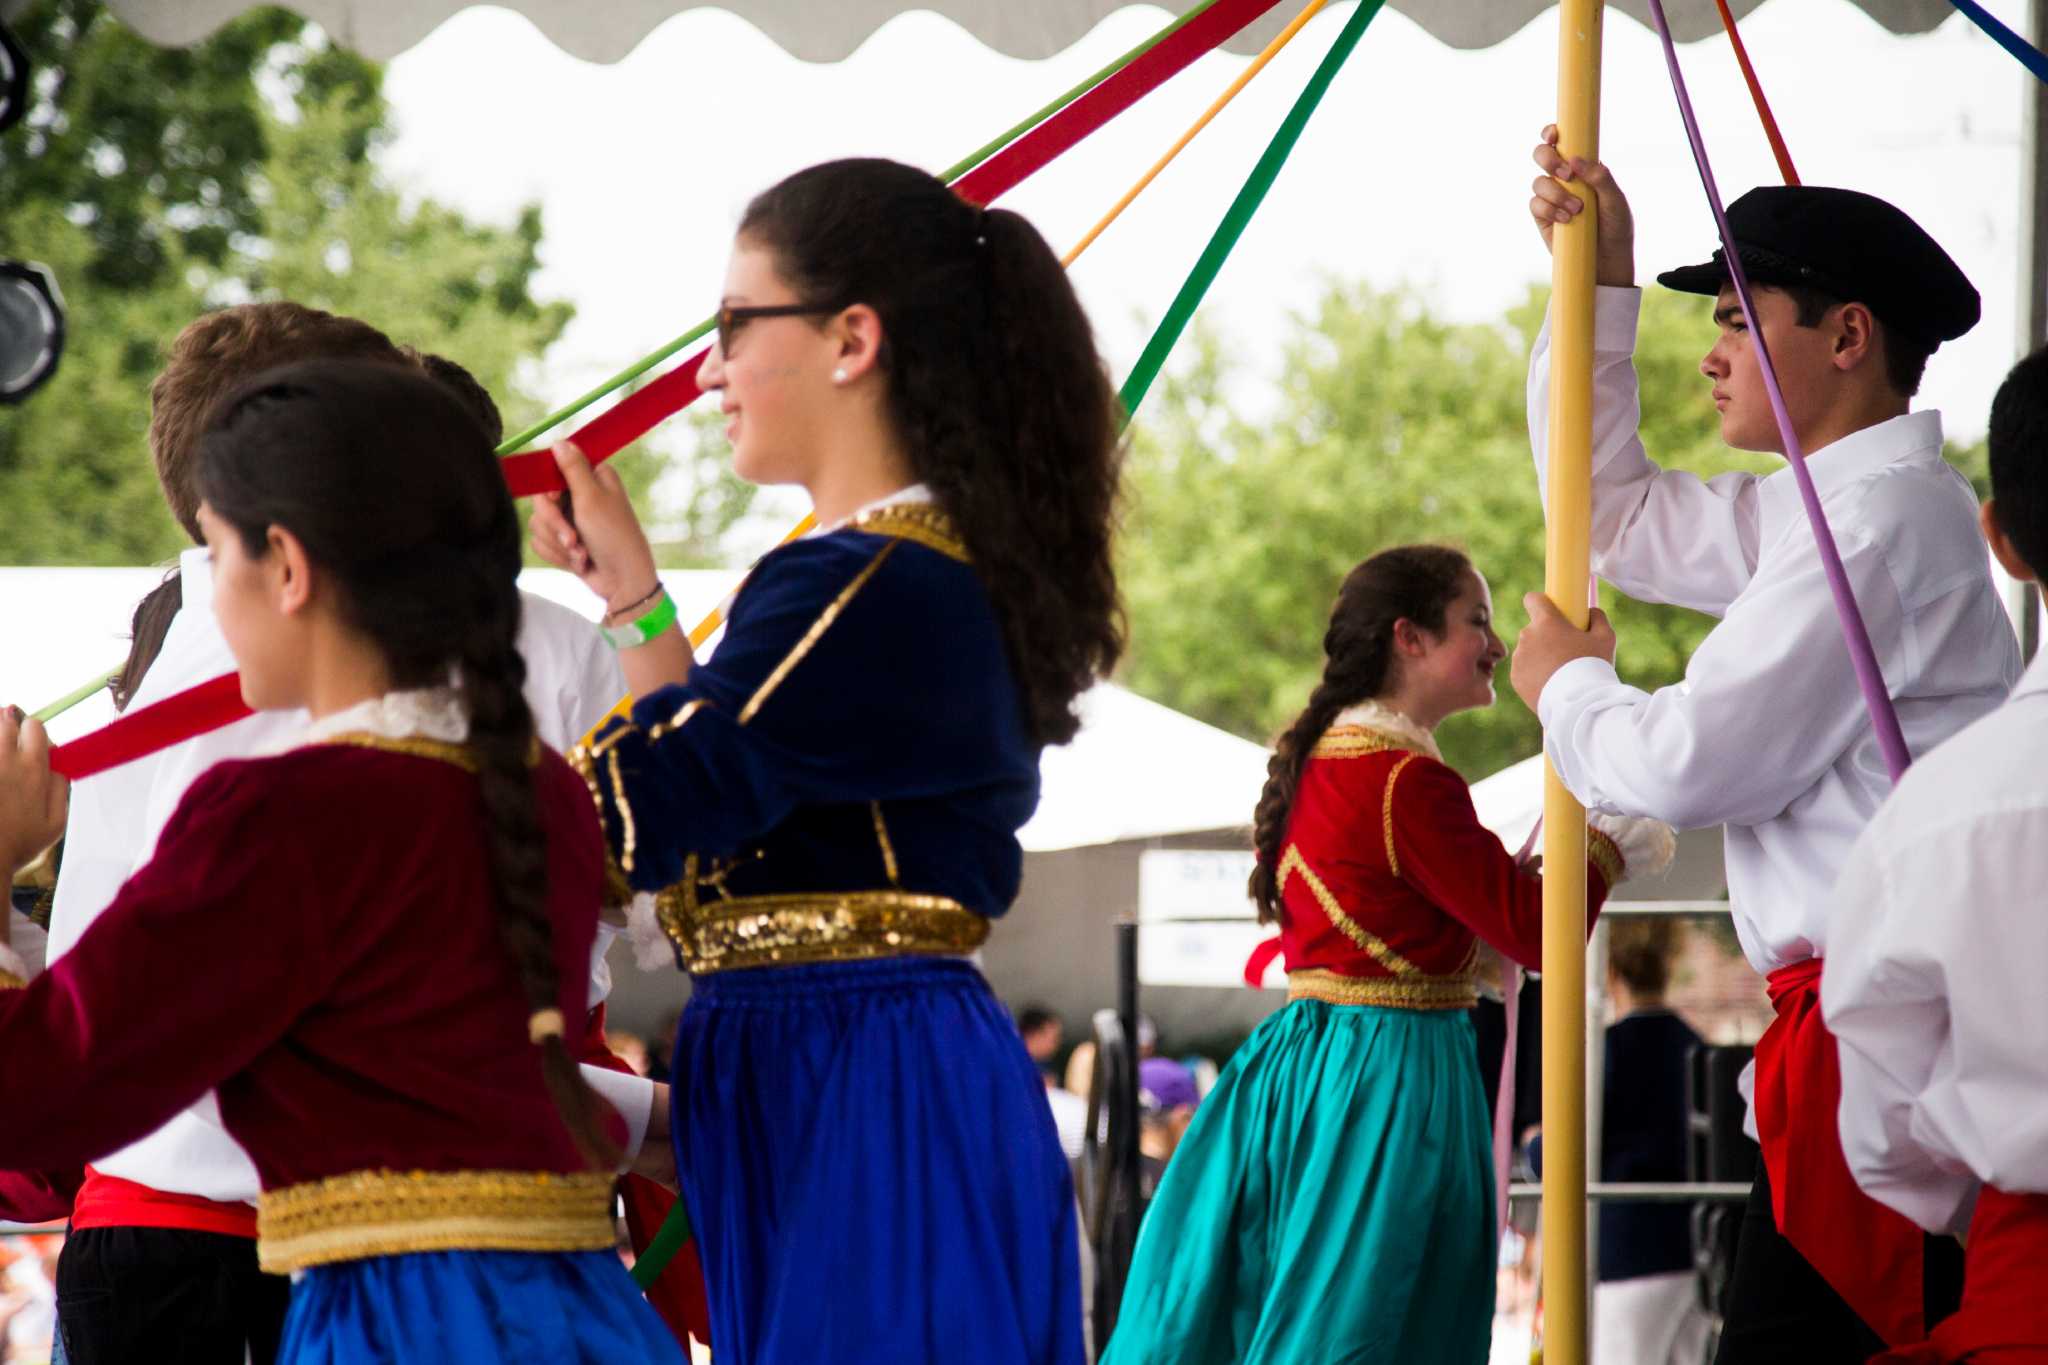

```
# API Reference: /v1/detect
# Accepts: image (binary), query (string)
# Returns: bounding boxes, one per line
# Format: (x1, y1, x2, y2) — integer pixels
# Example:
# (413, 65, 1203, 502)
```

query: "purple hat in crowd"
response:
(1139, 1056, 1201, 1113)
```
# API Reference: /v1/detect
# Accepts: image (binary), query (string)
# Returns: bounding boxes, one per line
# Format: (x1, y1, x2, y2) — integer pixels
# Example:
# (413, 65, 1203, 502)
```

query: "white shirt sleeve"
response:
(514, 593, 626, 755)
(1529, 286, 1764, 616)
(1538, 526, 1906, 831)
(579, 1063, 656, 1167)
(1825, 795, 2048, 1235)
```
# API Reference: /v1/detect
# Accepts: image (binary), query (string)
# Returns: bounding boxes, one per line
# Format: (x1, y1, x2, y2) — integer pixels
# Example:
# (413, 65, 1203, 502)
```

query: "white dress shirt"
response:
(48, 546, 648, 1201)
(1529, 287, 2018, 977)
(1821, 649, 2048, 1237)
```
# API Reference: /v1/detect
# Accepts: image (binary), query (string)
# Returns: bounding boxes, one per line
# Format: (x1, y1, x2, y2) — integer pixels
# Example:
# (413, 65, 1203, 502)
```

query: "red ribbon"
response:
(50, 673, 251, 782)
(47, 0, 1286, 781)
(497, 0, 1285, 493)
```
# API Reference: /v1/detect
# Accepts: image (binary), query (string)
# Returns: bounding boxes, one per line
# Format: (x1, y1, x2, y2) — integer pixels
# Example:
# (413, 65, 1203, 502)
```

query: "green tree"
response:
(0, 1, 577, 564)
(1117, 280, 1783, 779)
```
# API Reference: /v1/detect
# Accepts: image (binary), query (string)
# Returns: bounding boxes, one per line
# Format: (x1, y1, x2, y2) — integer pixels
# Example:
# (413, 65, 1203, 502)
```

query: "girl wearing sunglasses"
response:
(530, 157, 1122, 1365)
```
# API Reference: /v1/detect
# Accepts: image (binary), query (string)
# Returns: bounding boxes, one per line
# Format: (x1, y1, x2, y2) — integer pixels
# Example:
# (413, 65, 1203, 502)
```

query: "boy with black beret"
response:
(1511, 129, 2019, 1361)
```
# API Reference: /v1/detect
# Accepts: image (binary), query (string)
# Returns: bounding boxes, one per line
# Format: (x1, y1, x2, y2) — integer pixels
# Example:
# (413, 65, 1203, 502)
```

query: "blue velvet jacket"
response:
(574, 501, 1041, 974)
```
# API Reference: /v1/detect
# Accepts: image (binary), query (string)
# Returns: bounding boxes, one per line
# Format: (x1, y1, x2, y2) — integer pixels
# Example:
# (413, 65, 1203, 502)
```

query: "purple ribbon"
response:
(1643, 0, 1912, 782)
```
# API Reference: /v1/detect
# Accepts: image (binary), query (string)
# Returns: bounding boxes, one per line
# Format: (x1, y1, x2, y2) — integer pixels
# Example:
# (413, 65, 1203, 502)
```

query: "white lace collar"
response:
(293, 687, 469, 750)
(1329, 700, 1441, 761)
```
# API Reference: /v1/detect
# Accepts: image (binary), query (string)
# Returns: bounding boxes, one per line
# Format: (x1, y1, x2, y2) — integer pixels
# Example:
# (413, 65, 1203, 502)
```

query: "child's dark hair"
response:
(1989, 346, 2048, 580)
(194, 358, 617, 1167)
(1247, 545, 1474, 924)
(739, 158, 1124, 746)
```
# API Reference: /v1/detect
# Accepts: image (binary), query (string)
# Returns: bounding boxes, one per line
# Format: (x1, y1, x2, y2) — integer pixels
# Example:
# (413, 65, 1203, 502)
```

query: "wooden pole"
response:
(1542, 2, 1603, 1361)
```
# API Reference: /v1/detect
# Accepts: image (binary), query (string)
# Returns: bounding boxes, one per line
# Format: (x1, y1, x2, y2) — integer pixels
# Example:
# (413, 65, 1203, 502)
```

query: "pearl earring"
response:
(832, 368, 849, 385)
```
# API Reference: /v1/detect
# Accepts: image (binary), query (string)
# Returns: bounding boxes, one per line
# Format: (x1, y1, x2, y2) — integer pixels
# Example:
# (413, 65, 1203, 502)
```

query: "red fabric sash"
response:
(1754, 959, 1928, 1345)
(1874, 1188, 2048, 1363)
(70, 1165, 258, 1239)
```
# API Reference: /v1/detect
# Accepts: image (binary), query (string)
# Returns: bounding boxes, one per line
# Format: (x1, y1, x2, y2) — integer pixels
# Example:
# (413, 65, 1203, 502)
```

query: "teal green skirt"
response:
(1101, 999, 1495, 1365)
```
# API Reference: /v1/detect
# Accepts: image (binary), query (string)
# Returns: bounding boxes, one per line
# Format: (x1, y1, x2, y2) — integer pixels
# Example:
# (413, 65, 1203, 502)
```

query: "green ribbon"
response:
(1117, 0, 1383, 429)
(629, 1196, 694, 1291)
(31, 668, 120, 724)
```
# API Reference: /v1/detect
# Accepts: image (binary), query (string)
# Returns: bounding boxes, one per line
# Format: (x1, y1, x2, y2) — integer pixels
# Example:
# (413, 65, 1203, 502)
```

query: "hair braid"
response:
(454, 566, 621, 1170)
(1246, 545, 1473, 923)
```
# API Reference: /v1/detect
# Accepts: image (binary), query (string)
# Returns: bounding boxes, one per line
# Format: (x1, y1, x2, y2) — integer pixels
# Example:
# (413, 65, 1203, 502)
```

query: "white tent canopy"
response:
(0, 564, 1272, 854)
(16, 0, 1959, 63)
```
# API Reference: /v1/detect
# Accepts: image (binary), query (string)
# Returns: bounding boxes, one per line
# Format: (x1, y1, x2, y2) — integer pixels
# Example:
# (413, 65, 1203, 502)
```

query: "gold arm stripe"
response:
(1382, 752, 1420, 878)
(1277, 844, 1421, 977)
(739, 541, 899, 726)
(871, 802, 903, 888)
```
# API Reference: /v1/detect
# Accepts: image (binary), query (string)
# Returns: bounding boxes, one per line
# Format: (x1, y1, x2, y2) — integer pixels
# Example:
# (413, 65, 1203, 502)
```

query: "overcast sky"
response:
(376, 0, 2032, 467)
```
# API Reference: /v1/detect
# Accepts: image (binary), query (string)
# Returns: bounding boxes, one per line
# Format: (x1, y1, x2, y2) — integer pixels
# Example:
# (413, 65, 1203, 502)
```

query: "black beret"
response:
(1656, 185, 1979, 348)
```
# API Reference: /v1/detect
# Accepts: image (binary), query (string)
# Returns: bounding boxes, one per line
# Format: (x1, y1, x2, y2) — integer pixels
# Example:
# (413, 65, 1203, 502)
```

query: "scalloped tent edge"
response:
(2, 0, 1957, 65)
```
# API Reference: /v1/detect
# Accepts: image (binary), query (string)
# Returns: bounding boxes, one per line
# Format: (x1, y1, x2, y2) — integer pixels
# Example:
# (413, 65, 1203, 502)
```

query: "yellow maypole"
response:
(1541, 2, 1603, 1362)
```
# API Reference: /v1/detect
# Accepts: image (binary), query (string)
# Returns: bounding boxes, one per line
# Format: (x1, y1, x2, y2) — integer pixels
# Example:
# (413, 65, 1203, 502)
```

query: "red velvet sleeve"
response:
(0, 1166, 81, 1224)
(1385, 755, 1612, 972)
(0, 761, 326, 1171)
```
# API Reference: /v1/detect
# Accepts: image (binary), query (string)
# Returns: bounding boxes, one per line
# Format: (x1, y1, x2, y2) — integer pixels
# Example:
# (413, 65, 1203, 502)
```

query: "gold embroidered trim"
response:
(1287, 967, 1477, 1011)
(739, 541, 899, 725)
(653, 887, 989, 975)
(848, 504, 970, 562)
(1276, 845, 1421, 977)
(870, 802, 902, 888)
(257, 1169, 615, 1274)
(1382, 752, 1420, 878)
(1311, 726, 1413, 761)
(0, 969, 24, 991)
(1588, 827, 1625, 891)
(316, 733, 479, 772)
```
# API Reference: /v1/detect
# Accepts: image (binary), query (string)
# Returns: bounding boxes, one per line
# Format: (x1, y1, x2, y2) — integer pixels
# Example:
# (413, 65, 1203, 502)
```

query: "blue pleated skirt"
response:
(1100, 999, 1495, 1365)
(673, 956, 1084, 1365)
(277, 1248, 682, 1363)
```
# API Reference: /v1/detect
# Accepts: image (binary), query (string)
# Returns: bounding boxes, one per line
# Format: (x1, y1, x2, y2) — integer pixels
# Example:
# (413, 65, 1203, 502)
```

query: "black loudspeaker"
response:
(0, 259, 64, 403)
(0, 21, 25, 135)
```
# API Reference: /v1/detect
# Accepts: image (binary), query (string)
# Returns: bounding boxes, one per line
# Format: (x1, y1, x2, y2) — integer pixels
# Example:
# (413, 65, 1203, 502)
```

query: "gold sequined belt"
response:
(257, 1169, 617, 1273)
(655, 888, 991, 975)
(1286, 967, 1478, 1011)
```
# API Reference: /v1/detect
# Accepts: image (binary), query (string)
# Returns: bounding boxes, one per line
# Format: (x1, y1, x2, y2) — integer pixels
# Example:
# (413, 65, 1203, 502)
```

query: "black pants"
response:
(57, 1226, 290, 1365)
(1713, 1162, 1963, 1364)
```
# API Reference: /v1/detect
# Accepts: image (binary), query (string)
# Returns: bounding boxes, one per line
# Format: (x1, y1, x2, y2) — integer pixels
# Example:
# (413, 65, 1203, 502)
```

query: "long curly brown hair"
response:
(739, 159, 1124, 746)
(1248, 546, 1473, 924)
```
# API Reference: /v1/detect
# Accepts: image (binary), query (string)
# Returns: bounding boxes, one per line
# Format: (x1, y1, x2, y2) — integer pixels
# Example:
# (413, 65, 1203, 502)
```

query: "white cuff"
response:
(580, 1064, 656, 1169)
(1536, 655, 1621, 731)
(1588, 812, 1676, 882)
(1593, 285, 1642, 351)
(624, 893, 673, 972)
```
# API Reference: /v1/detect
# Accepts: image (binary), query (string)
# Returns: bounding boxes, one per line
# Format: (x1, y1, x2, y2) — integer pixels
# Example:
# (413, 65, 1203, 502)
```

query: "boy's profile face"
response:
(1699, 285, 1845, 456)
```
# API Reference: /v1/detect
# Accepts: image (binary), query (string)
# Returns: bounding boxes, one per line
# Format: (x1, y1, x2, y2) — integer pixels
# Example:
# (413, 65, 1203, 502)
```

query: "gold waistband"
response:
(257, 1169, 616, 1274)
(655, 886, 991, 975)
(1286, 967, 1478, 1011)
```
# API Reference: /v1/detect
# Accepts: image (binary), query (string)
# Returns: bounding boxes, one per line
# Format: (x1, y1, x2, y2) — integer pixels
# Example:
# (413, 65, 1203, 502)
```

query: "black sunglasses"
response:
(716, 303, 842, 357)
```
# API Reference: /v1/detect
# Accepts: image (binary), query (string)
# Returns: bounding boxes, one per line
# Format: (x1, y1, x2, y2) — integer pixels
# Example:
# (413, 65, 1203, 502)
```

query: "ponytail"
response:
(111, 567, 184, 713)
(739, 160, 1125, 746)
(1247, 545, 1473, 923)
